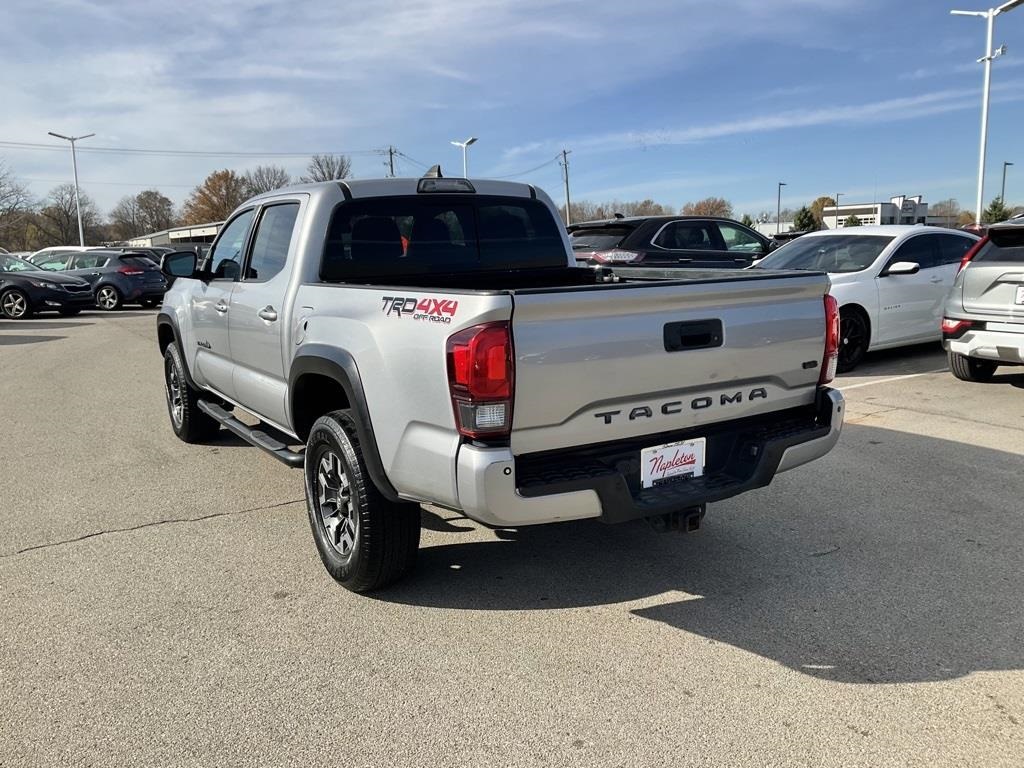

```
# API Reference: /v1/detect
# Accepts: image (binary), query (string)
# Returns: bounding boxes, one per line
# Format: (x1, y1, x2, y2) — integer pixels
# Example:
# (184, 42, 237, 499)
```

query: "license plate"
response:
(1015, 286, 1024, 305)
(640, 437, 706, 489)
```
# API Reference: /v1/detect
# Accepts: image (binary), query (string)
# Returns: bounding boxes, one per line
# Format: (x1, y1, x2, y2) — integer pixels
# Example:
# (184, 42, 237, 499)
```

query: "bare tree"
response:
(38, 183, 101, 245)
(181, 170, 249, 225)
(931, 198, 961, 228)
(136, 190, 177, 233)
(559, 199, 673, 223)
(0, 163, 33, 247)
(243, 165, 291, 196)
(109, 195, 143, 240)
(681, 197, 733, 218)
(301, 154, 352, 183)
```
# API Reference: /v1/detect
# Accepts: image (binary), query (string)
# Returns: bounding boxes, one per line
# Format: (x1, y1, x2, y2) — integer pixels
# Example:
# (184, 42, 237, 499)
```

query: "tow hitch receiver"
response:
(647, 504, 706, 533)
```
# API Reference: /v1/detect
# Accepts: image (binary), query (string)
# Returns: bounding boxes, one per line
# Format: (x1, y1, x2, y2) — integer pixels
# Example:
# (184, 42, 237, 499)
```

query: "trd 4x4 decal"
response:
(381, 296, 459, 323)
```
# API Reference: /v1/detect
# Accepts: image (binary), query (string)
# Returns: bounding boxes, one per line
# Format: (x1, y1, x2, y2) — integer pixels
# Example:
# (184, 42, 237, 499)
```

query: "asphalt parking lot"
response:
(2, 311, 1023, 767)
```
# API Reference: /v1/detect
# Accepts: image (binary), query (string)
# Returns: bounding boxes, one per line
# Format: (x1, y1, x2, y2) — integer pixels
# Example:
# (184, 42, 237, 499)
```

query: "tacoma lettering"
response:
(594, 388, 770, 424)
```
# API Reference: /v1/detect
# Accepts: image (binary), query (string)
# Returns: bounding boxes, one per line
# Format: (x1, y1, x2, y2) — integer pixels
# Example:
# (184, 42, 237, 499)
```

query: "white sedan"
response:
(753, 225, 980, 371)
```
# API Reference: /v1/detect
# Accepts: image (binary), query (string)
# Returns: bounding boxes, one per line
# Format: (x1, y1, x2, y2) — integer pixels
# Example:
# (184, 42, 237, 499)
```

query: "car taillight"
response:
(117, 265, 145, 276)
(957, 236, 987, 274)
(941, 317, 973, 337)
(589, 249, 643, 263)
(820, 294, 839, 385)
(446, 322, 514, 439)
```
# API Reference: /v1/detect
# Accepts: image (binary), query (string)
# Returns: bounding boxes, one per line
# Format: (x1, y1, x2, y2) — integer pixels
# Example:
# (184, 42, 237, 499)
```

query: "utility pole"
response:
(1001, 160, 1013, 202)
(951, 1, 1023, 223)
(48, 131, 95, 246)
(560, 148, 573, 226)
(387, 146, 396, 177)
(777, 181, 787, 234)
(835, 192, 843, 229)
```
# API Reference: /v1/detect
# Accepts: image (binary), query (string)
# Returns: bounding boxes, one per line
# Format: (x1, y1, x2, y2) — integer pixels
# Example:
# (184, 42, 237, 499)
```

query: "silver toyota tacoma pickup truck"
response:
(157, 172, 845, 591)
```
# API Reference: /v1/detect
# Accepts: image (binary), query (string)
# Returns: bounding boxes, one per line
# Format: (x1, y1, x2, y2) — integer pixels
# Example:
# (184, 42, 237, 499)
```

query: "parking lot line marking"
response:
(840, 368, 949, 391)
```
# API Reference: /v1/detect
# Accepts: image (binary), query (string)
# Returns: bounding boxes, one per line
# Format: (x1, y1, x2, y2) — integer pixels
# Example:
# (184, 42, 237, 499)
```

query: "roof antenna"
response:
(423, 164, 443, 179)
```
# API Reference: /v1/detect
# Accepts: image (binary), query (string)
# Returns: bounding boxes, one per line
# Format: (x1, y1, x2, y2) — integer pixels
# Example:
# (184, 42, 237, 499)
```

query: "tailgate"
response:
(509, 273, 830, 455)
(960, 232, 1024, 320)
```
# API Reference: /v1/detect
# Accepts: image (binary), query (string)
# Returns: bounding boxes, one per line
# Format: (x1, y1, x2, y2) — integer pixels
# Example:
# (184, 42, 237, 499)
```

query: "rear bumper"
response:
(455, 387, 844, 527)
(944, 326, 1024, 365)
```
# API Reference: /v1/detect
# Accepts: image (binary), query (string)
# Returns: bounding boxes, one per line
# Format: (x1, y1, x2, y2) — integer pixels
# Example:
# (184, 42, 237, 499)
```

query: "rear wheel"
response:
(304, 410, 420, 592)
(96, 285, 122, 311)
(1, 289, 32, 319)
(948, 350, 998, 382)
(163, 344, 220, 442)
(837, 307, 869, 373)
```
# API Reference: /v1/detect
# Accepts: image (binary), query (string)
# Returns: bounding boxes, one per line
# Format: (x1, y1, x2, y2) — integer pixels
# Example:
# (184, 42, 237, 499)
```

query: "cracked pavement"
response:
(2, 310, 1023, 767)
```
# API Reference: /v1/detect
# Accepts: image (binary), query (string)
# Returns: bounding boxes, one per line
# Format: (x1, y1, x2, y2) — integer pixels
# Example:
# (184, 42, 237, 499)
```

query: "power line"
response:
(22, 176, 195, 188)
(490, 154, 561, 179)
(0, 140, 386, 159)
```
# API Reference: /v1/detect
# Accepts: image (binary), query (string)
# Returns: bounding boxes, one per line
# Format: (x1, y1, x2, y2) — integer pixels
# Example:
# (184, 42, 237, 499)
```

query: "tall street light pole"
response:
(1001, 160, 1014, 202)
(777, 182, 787, 234)
(951, 0, 1023, 223)
(835, 192, 844, 229)
(450, 136, 478, 178)
(48, 131, 95, 246)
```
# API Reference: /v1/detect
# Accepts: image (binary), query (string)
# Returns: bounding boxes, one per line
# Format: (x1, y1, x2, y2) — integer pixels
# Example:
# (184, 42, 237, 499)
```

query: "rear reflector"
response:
(447, 322, 514, 439)
(820, 295, 839, 385)
(117, 266, 145, 276)
(957, 236, 987, 274)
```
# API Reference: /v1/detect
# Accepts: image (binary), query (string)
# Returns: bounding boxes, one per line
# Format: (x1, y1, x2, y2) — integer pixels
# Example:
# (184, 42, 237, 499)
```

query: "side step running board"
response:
(198, 400, 305, 468)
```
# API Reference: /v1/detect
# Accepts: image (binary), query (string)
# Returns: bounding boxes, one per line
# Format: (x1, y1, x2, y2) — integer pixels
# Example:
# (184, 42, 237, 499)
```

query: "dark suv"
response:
(32, 249, 168, 310)
(569, 215, 772, 269)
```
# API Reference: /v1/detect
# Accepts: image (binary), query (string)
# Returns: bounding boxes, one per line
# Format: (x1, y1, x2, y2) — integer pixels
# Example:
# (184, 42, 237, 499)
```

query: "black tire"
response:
(837, 307, 870, 373)
(948, 350, 998, 382)
(59, 308, 82, 316)
(163, 344, 220, 443)
(304, 410, 420, 592)
(1, 288, 32, 319)
(95, 285, 123, 311)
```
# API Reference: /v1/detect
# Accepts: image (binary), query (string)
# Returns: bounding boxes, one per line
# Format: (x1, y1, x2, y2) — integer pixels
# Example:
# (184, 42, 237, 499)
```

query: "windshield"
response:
(0, 254, 42, 273)
(754, 234, 894, 273)
(569, 227, 632, 251)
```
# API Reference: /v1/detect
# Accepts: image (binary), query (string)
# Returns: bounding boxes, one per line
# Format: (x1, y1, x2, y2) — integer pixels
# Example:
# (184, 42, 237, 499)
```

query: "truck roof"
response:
(246, 177, 540, 205)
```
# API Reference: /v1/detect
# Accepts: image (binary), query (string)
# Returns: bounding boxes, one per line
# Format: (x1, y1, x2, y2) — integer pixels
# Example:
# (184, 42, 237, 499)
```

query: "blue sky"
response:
(2, 0, 1024, 218)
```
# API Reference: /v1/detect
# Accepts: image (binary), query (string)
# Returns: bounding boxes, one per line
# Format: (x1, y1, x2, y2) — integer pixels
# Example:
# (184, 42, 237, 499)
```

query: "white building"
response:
(821, 195, 934, 229)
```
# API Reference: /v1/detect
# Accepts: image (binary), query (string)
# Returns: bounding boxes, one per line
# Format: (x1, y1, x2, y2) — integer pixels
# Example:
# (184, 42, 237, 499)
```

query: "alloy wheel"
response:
(165, 361, 183, 427)
(97, 287, 119, 310)
(1, 291, 28, 318)
(316, 450, 358, 559)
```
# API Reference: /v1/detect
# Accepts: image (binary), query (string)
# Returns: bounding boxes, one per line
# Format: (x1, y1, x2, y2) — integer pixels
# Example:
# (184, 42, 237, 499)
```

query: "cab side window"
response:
(935, 234, 976, 266)
(208, 210, 255, 281)
(245, 203, 299, 281)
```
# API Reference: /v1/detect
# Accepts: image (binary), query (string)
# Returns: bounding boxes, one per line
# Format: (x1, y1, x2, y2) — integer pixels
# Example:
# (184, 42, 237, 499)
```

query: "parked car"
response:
(32, 248, 168, 310)
(569, 215, 772, 269)
(106, 246, 175, 263)
(157, 174, 844, 592)
(752, 225, 980, 371)
(942, 220, 1024, 381)
(0, 253, 94, 318)
(26, 245, 97, 264)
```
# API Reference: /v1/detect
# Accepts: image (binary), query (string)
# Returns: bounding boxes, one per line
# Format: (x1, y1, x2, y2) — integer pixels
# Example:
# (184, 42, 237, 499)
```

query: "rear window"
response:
(568, 227, 631, 252)
(119, 256, 155, 269)
(321, 195, 566, 280)
(977, 228, 1024, 263)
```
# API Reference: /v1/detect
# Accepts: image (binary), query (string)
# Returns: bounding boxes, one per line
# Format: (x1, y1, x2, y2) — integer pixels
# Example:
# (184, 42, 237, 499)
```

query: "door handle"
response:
(215, 300, 229, 314)
(257, 306, 278, 322)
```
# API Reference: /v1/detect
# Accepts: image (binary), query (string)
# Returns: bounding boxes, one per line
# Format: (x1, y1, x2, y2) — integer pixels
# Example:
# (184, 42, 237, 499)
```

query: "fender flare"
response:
(289, 346, 400, 502)
(156, 311, 201, 390)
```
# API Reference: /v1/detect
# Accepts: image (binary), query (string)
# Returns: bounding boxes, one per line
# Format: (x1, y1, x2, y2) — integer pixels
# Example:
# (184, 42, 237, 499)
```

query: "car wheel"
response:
(163, 343, 220, 443)
(59, 308, 82, 316)
(1, 288, 32, 319)
(837, 308, 869, 373)
(948, 350, 998, 382)
(304, 409, 420, 592)
(95, 285, 123, 311)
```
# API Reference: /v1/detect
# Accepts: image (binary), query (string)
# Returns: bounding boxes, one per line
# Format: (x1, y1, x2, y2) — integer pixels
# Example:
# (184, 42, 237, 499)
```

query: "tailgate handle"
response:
(664, 319, 723, 352)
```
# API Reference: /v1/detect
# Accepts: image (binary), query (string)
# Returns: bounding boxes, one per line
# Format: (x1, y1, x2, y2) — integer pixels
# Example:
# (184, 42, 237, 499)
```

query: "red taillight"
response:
(820, 294, 839, 385)
(446, 322, 514, 439)
(941, 317, 973, 337)
(957, 236, 987, 274)
(117, 265, 145, 276)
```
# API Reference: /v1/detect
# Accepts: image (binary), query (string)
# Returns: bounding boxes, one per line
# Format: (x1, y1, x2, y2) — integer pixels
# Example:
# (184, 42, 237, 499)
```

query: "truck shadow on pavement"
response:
(379, 424, 1024, 685)
(0, 334, 66, 346)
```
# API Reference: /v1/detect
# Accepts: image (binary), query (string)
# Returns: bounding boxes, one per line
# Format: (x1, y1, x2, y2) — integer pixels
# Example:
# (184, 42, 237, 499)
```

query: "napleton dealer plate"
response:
(640, 437, 706, 489)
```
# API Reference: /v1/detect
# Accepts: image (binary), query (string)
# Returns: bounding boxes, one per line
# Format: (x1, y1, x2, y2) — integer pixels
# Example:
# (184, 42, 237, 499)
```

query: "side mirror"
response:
(161, 251, 198, 278)
(883, 261, 920, 276)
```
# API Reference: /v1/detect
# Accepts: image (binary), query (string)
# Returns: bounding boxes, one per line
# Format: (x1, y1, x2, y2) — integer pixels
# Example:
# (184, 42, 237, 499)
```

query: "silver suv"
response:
(942, 219, 1024, 381)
